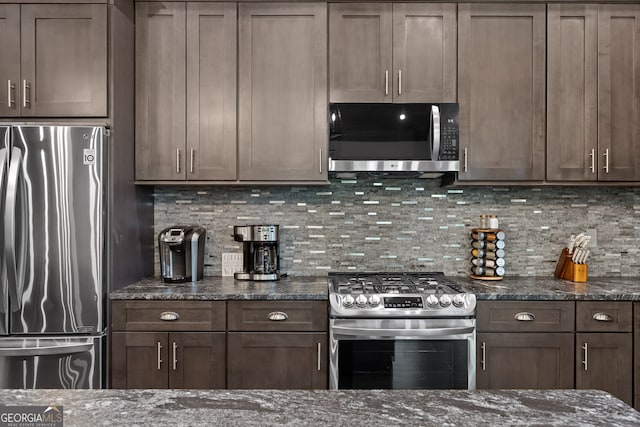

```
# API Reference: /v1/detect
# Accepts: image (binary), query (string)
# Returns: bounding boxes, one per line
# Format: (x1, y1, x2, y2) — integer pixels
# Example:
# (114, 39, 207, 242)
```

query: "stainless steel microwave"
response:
(328, 103, 459, 174)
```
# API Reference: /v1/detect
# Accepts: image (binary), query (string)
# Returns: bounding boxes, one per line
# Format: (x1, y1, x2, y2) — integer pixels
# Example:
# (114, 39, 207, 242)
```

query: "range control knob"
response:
(439, 295, 452, 308)
(369, 295, 381, 307)
(426, 295, 439, 308)
(355, 294, 368, 308)
(452, 294, 466, 308)
(342, 295, 355, 308)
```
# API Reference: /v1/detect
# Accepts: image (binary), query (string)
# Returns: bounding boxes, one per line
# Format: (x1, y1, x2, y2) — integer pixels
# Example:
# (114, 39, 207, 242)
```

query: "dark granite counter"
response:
(454, 276, 640, 301)
(110, 275, 640, 301)
(109, 276, 328, 300)
(2, 389, 638, 426)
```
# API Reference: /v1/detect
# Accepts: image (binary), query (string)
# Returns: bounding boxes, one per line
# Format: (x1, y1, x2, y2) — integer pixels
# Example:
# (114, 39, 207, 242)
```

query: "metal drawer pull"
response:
(582, 343, 588, 371)
(514, 312, 535, 321)
(384, 70, 389, 96)
(157, 342, 162, 370)
(267, 311, 288, 321)
(603, 149, 609, 174)
(159, 311, 180, 321)
(481, 342, 486, 371)
(22, 80, 30, 108)
(317, 342, 321, 371)
(172, 342, 178, 371)
(593, 312, 613, 322)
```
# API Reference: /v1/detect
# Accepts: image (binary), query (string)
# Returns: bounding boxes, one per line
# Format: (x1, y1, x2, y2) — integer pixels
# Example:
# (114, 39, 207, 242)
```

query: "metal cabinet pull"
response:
(172, 342, 178, 371)
(159, 311, 180, 321)
(157, 342, 163, 370)
(22, 80, 30, 108)
(463, 148, 468, 172)
(481, 342, 486, 371)
(176, 149, 181, 173)
(384, 70, 389, 96)
(589, 149, 595, 173)
(317, 342, 321, 371)
(582, 342, 588, 371)
(593, 312, 613, 322)
(603, 149, 609, 173)
(514, 312, 535, 321)
(319, 148, 323, 174)
(7, 80, 15, 108)
(398, 70, 402, 96)
(190, 148, 195, 174)
(267, 311, 288, 321)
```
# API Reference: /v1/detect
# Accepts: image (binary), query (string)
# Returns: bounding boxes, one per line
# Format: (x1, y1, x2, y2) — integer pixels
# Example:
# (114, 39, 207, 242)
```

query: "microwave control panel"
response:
(439, 117, 458, 160)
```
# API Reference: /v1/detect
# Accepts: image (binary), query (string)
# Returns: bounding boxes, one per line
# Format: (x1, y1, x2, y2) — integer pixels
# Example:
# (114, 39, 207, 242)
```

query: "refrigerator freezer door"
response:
(9, 126, 106, 334)
(0, 126, 8, 335)
(0, 335, 104, 388)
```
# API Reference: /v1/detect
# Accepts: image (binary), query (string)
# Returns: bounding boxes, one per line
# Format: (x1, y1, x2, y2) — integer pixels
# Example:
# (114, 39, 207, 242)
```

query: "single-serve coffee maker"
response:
(233, 225, 280, 281)
(159, 225, 206, 283)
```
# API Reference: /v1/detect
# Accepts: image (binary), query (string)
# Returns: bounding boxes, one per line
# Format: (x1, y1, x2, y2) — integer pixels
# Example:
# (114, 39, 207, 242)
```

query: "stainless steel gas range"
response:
(328, 272, 476, 390)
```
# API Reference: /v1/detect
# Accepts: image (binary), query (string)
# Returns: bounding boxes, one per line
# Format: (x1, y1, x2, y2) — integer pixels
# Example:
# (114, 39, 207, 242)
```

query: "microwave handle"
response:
(430, 105, 441, 161)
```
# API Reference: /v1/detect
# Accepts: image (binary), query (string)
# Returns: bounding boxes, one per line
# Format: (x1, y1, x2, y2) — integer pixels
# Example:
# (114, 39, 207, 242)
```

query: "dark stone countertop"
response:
(455, 276, 640, 301)
(1, 389, 638, 426)
(110, 275, 640, 301)
(109, 275, 328, 300)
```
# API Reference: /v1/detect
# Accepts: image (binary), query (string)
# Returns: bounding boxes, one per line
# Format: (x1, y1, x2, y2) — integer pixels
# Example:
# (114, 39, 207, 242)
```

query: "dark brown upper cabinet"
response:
(0, 4, 107, 118)
(329, 3, 456, 103)
(135, 2, 237, 181)
(457, 3, 546, 181)
(548, 4, 640, 182)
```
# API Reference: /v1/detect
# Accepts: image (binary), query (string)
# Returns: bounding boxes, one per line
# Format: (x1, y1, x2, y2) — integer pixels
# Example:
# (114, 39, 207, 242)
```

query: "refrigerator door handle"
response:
(5, 146, 26, 311)
(0, 342, 93, 357)
(0, 146, 8, 316)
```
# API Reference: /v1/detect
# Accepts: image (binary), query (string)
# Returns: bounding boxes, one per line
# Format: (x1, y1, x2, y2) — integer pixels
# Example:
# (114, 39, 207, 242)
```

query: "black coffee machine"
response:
(233, 225, 280, 281)
(158, 225, 206, 283)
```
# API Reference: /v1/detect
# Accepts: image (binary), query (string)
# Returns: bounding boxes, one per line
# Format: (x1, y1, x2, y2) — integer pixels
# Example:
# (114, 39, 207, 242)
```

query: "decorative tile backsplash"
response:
(153, 177, 640, 278)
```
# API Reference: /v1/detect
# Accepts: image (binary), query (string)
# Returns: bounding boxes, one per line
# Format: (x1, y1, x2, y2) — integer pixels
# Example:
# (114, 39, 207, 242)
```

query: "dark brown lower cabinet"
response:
(635, 303, 640, 410)
(111, 331, 226, 389)
(227, 332, 327, 389)
(576, 333, 633, 406)
(476, 333, 574, 389)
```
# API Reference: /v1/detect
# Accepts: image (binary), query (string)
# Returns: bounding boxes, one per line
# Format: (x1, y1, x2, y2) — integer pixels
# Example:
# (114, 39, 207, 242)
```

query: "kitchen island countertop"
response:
(110, 275, 640, 301)
(2, 388, 638, 426)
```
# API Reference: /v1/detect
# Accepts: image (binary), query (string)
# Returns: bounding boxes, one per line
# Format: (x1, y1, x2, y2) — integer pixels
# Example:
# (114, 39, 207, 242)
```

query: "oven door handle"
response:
(331, 325, 475, 338)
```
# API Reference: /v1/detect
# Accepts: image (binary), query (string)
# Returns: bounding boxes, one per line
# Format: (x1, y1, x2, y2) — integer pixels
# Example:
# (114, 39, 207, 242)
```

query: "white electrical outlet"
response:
(586, 228, 598, 248)
(222, 253, 243, 276)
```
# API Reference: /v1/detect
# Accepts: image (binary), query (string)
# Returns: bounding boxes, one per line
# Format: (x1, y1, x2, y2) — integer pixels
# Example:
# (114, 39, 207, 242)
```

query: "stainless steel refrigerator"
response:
(0, 125, 107, 388)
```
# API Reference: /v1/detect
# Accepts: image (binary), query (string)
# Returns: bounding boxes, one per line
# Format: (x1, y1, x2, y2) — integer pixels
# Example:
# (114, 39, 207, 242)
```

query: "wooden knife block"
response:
(554, 247, 588, 282)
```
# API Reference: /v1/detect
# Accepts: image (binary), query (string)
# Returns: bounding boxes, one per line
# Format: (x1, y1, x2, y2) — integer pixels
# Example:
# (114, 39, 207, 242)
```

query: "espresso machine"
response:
(158, 225, 206, 283)
(233, 225, 280, 281)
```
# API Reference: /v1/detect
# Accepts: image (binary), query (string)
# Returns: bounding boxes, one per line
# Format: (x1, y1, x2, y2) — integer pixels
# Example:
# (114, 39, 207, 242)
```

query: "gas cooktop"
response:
(328, 272, 476, 318)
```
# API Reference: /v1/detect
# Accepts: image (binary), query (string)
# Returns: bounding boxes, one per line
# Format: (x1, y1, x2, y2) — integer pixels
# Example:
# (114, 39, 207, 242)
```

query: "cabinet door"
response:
(186, 3, 237, 181)
(392, 4, 457, 102)
(329, 3, 392, 102)
(111, 332, 169, 389)
(458, 4, 545, 181)
(547, 5, 597, 181)
(20, 4, 107, 117)
(477, 333, 574, 389)
(634, 302, 640, 410)
(576, 333, 633, 405)
(169, 332, 226, 389)
(598, 5, 640, 181)
(0, 5, 20, 117)
(227, 332, 327, 389)
(238, 3, 327, 181)
(135, 2, 186, 180)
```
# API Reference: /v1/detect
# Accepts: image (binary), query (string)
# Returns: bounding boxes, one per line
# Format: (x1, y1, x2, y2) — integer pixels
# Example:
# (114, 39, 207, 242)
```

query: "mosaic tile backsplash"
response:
(153, 177, 640, 278)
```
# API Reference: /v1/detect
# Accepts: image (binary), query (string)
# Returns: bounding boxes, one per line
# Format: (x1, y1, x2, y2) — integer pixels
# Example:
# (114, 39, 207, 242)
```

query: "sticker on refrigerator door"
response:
(83, 149, 96, 165)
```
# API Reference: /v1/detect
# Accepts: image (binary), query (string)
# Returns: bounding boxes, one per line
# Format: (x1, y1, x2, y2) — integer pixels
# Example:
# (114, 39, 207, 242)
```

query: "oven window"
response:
(338, 340, 468, 389)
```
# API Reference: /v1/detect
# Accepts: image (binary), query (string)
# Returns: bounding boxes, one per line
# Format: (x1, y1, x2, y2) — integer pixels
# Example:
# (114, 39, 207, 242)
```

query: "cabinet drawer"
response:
(112, 300, 226, 331)
(477, 301, 574, 332)
(228, 301, 327, 332)
(576, 301, 632, 332)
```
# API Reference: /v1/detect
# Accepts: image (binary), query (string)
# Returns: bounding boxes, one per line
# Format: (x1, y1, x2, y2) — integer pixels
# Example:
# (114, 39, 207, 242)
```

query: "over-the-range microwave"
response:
(328, 102, 459, 175)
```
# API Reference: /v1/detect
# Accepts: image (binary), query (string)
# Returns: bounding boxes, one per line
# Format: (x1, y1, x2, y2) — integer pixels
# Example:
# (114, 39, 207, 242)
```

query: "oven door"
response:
(330, 318, 475, 390)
